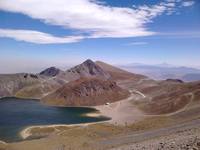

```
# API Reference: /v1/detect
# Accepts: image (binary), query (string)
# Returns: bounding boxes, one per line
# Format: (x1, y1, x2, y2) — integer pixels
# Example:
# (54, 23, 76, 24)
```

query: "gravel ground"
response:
(110, 127, 200, 150)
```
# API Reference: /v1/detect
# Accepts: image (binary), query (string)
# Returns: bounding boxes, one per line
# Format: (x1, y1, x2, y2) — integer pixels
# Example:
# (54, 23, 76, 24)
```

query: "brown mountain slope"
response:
(42, 77, 130, 106)
(96, 61, 147, 81)
(133, 80, 200, 115)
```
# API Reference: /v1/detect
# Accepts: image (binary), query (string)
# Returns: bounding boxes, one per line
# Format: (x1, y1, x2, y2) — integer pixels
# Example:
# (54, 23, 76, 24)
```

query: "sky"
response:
(0, 0, 200, 73)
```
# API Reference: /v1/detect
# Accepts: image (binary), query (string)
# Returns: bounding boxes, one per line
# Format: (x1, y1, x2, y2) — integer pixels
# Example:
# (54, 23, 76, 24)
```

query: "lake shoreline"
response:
(0, 140, 7, 145)
(0, 98, 110, 142)
(20, 120, 110, 140)
(0, 96, 40, 101)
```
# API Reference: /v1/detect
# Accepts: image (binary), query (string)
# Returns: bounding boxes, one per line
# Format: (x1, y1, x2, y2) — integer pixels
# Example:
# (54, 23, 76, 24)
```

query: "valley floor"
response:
(1, 78, 200, 150)
(94, 89, 146, 125)
(2, 115, 200, 150)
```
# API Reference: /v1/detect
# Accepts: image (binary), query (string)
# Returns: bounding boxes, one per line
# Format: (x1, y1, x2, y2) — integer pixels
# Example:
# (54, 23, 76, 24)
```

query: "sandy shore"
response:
(20, 110, 109, 139)
(0, 140, 7, 145)
(20, 123, 94, 139)
(20, 109, 108, 140)
(95, 90, 146, 125)
(83, 112, 101, 117)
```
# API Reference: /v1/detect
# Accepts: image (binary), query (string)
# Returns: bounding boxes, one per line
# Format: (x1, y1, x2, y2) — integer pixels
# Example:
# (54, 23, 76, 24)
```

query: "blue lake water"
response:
(0, 97, 110, 142)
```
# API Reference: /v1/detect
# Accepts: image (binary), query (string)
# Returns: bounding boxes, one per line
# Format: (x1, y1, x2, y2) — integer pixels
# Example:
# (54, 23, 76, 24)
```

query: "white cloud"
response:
(182, 1, 195, 7)
(0, 29, 83, 44)
(0, 0, 180, 40)
(162, 2, 176, 7)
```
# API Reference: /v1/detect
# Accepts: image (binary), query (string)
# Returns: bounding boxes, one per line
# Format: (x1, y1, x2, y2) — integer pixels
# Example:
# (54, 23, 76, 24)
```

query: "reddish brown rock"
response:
(42, 77, 130, 106)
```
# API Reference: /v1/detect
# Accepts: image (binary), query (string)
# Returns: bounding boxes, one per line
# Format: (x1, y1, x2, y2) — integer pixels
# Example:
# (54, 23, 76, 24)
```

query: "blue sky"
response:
(0, 0, 200, 73)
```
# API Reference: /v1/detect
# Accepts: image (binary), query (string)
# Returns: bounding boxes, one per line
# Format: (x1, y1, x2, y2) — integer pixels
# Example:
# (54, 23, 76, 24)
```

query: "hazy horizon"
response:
(0, 59, 200, 74)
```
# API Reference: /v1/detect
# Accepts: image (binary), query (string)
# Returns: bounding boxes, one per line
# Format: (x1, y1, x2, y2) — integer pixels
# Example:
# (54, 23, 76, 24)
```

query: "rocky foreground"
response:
(111, 127, 200, 150)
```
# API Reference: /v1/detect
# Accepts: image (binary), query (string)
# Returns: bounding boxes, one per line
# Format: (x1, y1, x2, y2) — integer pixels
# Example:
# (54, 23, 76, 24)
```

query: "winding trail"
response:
(131, 89, 146, 98)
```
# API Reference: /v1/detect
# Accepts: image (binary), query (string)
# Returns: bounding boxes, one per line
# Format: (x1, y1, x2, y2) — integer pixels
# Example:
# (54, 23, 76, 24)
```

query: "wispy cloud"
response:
(182, 1, 195, 7)
(0, 29, 83, 44)
(125, 42, 148, 46)
(0, 0, 181, 38)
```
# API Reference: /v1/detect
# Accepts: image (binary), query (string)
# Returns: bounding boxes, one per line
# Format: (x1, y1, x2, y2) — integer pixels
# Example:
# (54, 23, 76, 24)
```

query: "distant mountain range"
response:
(0, 59, 143, 106)
(120, 63, 200, 82)
(0, 59, 200, 111)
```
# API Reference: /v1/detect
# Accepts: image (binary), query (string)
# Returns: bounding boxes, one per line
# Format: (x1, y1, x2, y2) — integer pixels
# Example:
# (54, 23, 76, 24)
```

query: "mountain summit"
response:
(66, 59, 111, 80)
(40, 67, 63, 77)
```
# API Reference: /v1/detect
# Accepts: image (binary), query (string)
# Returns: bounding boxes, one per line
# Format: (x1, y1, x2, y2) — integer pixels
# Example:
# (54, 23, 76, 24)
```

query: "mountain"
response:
(120, 63, 200, 81)
(42, 77, 129, 106)
(39, 67, 63, 77)
(0, 59, 139, 100)
(63, 59, 111, 81)
(96, 61, 147, 81)
(0, 59, 199, 113)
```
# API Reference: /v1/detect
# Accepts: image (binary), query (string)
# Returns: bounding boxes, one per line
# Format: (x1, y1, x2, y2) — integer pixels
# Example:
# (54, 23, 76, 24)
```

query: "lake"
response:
(0, 97, 110, 142)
